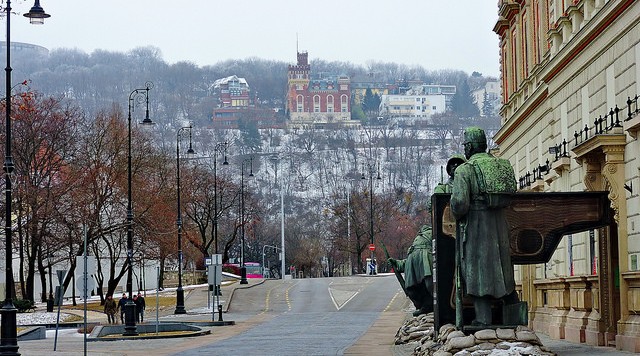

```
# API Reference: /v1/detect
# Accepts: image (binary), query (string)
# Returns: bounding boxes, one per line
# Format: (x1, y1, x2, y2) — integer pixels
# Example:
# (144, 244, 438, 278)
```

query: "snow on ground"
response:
(13, 312, 77, 325)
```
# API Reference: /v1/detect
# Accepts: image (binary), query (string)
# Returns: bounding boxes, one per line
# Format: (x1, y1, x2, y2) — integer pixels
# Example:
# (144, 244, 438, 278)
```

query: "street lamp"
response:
(240, 157, 253, 284)
(138, 252, 145, 296)
(175, 125, 195, 314)
(212, 142, 229, 256)
(212, 142, 228, 296)
(269, 155, 286, 280)
(2, 1, 50, 354)
(123, 82, 154, 336)
(47, 254, 54, 312)
(362, 163, 381, 276)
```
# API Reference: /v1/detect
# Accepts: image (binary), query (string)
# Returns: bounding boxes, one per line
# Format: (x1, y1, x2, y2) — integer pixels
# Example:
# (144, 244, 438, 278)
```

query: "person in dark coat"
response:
(117, 293, 128, 323)
(450, 126, 518, 326)
(104, 294, 117, 324)
(135, 292, 146, 323)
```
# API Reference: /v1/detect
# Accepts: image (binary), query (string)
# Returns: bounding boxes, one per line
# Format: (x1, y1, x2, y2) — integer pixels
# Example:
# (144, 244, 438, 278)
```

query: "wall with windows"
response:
(494, 0, 640, 351)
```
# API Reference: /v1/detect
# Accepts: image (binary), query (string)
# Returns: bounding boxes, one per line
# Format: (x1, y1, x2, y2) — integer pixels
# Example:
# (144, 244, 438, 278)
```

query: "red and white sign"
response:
(368, 244, 375, 251)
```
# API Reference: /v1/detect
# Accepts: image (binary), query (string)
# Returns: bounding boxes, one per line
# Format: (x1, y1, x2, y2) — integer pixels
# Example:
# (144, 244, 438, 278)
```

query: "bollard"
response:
(218, 304, 223, 322)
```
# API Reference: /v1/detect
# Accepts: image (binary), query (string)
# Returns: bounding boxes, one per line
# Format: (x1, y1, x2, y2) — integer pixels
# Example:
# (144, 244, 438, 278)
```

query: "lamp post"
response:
(123, 82, 154, 336)
(174, 125, 194, 314)
(138, 252, 144, 295)
(361, 163, 380, 275)
(212, 142, 229, 257)
(212, 142, 228, 296)
(269, 155, 286, 280)
(239, 157, 253, 284)
(2, 2, 50, 354)
(47, 254, 53, 312)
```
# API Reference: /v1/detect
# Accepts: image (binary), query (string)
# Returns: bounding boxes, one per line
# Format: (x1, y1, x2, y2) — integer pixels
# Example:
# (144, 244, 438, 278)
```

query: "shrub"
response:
(14, 299, 35, 313)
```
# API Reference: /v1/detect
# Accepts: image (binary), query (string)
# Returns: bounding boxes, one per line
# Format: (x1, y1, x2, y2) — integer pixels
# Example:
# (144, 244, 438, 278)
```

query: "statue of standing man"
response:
(450, 127, 518, 327)
(389, 154, 466, 316)
(389, 225, 434, 316)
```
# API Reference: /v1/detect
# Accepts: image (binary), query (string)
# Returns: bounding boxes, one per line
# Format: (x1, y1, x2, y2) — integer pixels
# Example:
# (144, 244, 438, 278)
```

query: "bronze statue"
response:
(450, 126, 518, 327)
(388, 154, 465, 316)
(388, 225, 434, 316)
(434, 154, 466, 195)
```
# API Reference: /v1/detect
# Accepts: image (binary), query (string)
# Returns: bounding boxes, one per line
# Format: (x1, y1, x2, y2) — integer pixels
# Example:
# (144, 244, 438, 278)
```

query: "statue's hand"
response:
(388, 258, 397, 268)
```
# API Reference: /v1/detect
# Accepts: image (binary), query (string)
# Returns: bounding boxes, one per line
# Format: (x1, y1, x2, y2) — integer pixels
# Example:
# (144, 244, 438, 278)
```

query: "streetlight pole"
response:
(361, 125, 380, 276)
(2, 2, 50, 354)
(240, 157, 253, 285)
(212, 142, 229, 257)
(280, 185, 285, 280)
(174, 125, 194, 315)
(124, 82, 154, 336)
(212, 142, 228, 296)
(361, 164, 376, 275)
(270, 155, 286, 280)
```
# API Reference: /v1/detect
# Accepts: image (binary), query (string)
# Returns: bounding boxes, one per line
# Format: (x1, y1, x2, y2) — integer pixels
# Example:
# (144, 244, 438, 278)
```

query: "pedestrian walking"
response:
(117, 293, 128, 323)
(104, 294, 117, 324)
(135, 292, 146, 323)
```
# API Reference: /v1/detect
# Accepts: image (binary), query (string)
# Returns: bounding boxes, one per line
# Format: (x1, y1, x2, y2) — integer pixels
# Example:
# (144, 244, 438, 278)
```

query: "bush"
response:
(14, 299, 35, 313)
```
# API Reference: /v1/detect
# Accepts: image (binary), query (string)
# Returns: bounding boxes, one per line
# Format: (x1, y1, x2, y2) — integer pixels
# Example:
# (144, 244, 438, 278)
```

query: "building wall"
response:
(379, 94, 446, 118)
(494, 0, 640, 352)
(286, 51, 352, 125)
(472, 81, 501, 116)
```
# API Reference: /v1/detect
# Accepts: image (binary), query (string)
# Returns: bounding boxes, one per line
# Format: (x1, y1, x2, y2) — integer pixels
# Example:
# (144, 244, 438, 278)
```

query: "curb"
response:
(224, 279, 267, 313)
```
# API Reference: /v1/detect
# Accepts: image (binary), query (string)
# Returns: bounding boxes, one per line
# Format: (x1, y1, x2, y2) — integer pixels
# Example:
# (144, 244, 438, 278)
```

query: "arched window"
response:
(326, 95, 334, 113)
(341, 95, 349, 113)
(314, 95, 321, 113)
(297, 95, 304, 112)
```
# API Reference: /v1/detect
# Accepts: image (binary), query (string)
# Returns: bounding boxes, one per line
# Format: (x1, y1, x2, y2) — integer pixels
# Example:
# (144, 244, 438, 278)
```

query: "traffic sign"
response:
(368, 244, 375, 251)
(76, 274, 96, 298)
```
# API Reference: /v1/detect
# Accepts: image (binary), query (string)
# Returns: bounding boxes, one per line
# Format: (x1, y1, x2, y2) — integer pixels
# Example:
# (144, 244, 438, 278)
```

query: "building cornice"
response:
(542, 0, 636, 82)
(498, 2, 520, 22)
(495, 87, 548, 145)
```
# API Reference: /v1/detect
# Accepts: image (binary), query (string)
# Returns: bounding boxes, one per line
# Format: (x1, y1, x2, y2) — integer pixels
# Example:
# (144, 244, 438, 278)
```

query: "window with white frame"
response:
(314, 95, 321, 112)
(341, 95, 348, 112)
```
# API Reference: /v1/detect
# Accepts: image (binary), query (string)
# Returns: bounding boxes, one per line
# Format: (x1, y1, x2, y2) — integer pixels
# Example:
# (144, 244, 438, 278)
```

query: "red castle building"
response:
(286, 51, 353, 127)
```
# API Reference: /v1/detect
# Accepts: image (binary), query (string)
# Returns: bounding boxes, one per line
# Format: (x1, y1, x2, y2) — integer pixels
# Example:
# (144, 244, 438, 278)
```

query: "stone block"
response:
(446, 330, 465, 341)
(516, 330, 541, 345)
(616, 334, 640, 353)
(474, 329, 497, 340)
(449, 335, 476, 349)
(496, 328, 517, 340)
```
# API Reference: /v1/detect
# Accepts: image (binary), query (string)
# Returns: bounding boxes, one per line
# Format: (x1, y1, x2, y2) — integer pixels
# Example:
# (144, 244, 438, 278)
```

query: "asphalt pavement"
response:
(16, 276, 637, 355)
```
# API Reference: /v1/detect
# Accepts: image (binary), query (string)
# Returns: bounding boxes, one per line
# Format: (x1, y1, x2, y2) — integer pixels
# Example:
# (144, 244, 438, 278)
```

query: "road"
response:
(179, 275, 407, 355)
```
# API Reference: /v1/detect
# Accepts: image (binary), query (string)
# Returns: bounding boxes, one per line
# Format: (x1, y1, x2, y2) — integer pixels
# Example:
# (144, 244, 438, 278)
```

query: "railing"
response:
(517, 94, 638, 189)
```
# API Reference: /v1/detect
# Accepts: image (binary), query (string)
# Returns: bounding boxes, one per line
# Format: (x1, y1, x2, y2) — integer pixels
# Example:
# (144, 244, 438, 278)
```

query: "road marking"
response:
(284, 281, 297, 311)
(329, 288, 359, 311)
(259, 281, 298, 314)
(259, 286, 275, 315)
(383, 289, 403, 312)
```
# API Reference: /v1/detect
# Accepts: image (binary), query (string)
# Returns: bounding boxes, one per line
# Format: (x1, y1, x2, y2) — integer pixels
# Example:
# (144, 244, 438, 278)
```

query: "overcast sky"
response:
(9, 0, 501, 77)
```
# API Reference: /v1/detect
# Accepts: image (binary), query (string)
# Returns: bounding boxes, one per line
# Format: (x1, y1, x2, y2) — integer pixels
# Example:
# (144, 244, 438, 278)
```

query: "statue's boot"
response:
(502, 291, 519, 305)
(471, 297, 492, 327)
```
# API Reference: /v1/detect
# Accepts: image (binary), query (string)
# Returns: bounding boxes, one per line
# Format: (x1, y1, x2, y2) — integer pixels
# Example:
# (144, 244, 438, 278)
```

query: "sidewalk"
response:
(18, 278, 635, 355)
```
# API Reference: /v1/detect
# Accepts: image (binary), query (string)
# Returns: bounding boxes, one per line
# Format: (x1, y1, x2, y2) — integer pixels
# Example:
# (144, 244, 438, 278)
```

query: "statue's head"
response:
(446, 154, 466, 178)
(463, 127, 487, 159)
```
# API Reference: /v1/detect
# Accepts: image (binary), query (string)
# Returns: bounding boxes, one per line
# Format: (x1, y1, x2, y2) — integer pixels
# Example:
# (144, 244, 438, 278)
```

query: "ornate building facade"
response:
(493, 0, 640, 352)
(286, 51, 356, 127)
